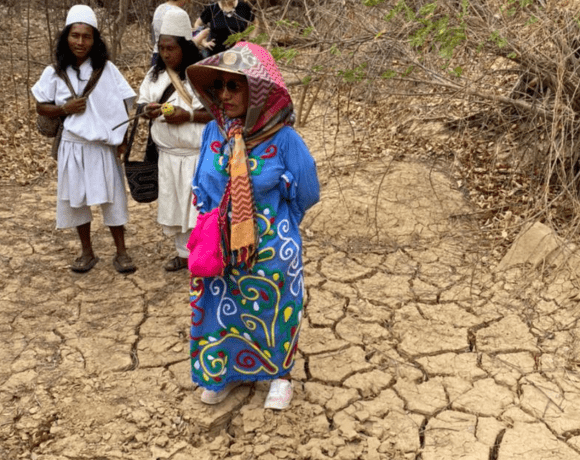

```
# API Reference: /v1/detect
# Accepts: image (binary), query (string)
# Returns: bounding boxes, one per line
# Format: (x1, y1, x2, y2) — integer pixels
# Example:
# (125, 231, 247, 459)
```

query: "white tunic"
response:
(32, 61, 136, 223)
(138, 68, 205, 232)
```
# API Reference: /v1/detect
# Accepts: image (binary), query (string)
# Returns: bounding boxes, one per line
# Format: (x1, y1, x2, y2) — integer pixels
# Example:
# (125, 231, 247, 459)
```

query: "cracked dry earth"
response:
(3, 117, 580, 460)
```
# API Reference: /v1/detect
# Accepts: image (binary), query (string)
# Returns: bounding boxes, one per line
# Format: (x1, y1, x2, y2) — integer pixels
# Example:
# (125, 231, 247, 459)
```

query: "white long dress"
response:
(31, 60, 136, 228)
(137, 69, 205, 256)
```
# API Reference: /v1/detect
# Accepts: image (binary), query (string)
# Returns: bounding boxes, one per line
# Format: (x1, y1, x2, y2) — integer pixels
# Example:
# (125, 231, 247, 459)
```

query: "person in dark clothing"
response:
(194, 0, 258, 56)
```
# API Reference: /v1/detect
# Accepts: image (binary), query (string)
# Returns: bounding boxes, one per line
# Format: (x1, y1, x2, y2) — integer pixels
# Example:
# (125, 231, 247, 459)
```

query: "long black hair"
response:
(54, 24, 109, 76)
(151, 35, 202, 82)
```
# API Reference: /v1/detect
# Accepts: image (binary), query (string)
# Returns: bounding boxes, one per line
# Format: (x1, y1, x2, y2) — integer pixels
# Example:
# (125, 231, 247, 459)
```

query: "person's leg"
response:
(77, 222, 94, 257)
(60, 201, 98, 272)
(165, 230, 189, 271)
(100, 161, 135, 274)
(175, 230, 190, 258)
(109, 225, 136, 273)
(69, 221, 99, 273)
(109, 225, 128, 256)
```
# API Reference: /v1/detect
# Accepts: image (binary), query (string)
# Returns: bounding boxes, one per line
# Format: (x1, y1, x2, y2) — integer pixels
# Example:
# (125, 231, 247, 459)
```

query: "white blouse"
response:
(137, 68, 205, 154)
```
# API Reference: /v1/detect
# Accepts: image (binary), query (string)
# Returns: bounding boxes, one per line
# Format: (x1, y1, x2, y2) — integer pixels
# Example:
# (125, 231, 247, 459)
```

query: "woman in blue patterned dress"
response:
(186, 42, 319, 409)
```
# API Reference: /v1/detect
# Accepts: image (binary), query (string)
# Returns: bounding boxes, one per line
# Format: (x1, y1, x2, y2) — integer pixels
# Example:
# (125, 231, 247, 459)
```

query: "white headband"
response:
(66, 5, 98, 30)
(159, 9, 192, 41)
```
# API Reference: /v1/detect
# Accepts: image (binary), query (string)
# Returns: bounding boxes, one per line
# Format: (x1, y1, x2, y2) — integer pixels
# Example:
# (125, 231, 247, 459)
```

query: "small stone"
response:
(155, 434, 169, 447)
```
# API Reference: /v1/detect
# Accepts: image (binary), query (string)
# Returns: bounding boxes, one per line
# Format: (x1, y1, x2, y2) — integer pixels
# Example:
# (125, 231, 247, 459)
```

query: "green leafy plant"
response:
(450, 66, 463, 77)
(223, 25, 265, 47)
(381, 69, 397, 79)
(338, 63, 368, 82)
(385, 0, 468, 62)
(302, 27, 314, 38)
(271, 47, 299, 64)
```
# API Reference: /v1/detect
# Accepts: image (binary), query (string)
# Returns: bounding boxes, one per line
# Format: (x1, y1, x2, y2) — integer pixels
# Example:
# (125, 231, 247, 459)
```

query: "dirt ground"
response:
(4, 106, 580, 460)
(4, 7, 580, 460)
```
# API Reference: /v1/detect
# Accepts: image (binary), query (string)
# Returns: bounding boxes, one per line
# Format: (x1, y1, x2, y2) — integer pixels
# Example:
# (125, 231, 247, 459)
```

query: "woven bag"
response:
(36, 112, 63, 137)
(123, 84, 176, 203)
(124, 104, 158, 203)
(125, 160, 159, 204)
(36, 69, 75, 139)
(186, 181, 231, 277)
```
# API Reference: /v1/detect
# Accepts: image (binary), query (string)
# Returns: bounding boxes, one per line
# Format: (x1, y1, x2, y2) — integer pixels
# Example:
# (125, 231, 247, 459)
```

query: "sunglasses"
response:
(213, 79, 244, 92)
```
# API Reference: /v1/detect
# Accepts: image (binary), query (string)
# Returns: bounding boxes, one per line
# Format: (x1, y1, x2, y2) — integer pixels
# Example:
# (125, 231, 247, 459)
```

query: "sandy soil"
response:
(3, 111, 580, 460)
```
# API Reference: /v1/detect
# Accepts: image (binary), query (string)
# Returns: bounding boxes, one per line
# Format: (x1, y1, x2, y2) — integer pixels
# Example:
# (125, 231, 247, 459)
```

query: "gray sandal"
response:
(70, 255, 99, 273)
(164, 256, 188, 272)
(113, 254, 136, 274)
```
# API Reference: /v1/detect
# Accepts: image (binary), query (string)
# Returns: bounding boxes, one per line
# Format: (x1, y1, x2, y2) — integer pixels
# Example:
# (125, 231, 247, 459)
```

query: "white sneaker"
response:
(264, 379, 293, 410)
(200, 382, 241, 405)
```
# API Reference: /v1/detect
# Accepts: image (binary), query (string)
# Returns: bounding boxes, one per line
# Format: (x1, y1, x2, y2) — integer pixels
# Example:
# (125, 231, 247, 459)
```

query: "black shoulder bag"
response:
(124, 84, 175, 203)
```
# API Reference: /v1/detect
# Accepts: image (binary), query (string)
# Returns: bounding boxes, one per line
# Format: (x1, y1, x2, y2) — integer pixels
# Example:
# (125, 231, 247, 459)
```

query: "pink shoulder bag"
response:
(187, 180, 231, 277)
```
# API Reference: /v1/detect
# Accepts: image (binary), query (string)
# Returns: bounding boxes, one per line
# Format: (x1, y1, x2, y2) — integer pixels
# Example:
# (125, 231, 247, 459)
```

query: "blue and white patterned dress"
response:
(189, 122, 319, 390)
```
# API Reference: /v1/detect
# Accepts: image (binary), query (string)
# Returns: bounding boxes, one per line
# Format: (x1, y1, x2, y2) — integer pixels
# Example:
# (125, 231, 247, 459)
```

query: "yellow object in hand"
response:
(161, 103, 174, 117)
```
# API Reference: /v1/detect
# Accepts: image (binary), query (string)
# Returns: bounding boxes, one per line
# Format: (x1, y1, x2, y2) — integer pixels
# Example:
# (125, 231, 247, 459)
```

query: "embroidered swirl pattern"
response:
(278, 219, 303, 297)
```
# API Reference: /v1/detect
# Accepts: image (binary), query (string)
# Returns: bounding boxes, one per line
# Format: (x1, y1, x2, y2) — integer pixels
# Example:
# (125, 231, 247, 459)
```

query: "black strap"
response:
(124, 84, 176, 163)
(125, 103, 146, 162)
(159, 83, 176, 105)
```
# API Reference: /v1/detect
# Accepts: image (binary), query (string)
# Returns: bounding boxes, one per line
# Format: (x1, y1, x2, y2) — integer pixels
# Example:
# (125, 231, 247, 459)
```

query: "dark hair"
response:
(151, 35, 202, 82)
(55, 24, 109, 76)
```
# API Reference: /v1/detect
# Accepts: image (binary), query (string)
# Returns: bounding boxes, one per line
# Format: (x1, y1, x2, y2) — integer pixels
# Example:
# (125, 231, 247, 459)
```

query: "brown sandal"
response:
(70, 254, 99, 273)
(113, 253, 136, 274)
(164, 256, 188, 272)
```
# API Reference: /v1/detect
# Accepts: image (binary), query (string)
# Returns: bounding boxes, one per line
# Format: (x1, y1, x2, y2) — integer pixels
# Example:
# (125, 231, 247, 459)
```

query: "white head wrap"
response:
(66, 5, 98, 30)
(159, 9, 192, 41)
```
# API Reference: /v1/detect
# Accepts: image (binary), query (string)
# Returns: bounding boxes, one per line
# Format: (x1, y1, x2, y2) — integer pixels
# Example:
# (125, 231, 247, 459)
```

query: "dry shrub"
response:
(6, 0, 580, 255)
(268, 0, 580, 254)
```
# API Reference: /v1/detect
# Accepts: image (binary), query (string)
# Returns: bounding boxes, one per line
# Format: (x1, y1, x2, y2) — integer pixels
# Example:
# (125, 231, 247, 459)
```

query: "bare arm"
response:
(193, 27, 210, 49)
(164, 107, 213, 125)
(192, 108, 213, 124)
(36, 98, 86, 117)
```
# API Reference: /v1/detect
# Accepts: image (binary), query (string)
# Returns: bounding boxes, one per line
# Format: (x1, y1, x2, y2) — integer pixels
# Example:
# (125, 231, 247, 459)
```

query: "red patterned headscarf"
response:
(186, 42, 294, 140)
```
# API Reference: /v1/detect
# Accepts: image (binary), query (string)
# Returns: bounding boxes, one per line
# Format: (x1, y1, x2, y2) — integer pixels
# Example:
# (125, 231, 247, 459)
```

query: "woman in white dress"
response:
(31, 5, 137, 274)
(138, 8, 212, 271)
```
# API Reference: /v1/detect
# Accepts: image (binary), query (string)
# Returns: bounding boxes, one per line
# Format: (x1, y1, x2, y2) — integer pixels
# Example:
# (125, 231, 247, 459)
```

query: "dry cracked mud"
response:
(2, 116, 580, 460)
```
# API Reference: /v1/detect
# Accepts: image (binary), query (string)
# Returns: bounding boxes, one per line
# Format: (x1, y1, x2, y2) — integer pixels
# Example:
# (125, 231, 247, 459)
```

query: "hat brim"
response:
(186, 64, 245, 94)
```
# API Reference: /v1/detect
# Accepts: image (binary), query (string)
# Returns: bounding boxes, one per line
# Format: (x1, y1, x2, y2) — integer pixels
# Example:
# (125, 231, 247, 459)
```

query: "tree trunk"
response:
(111, 0, 128, 62)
